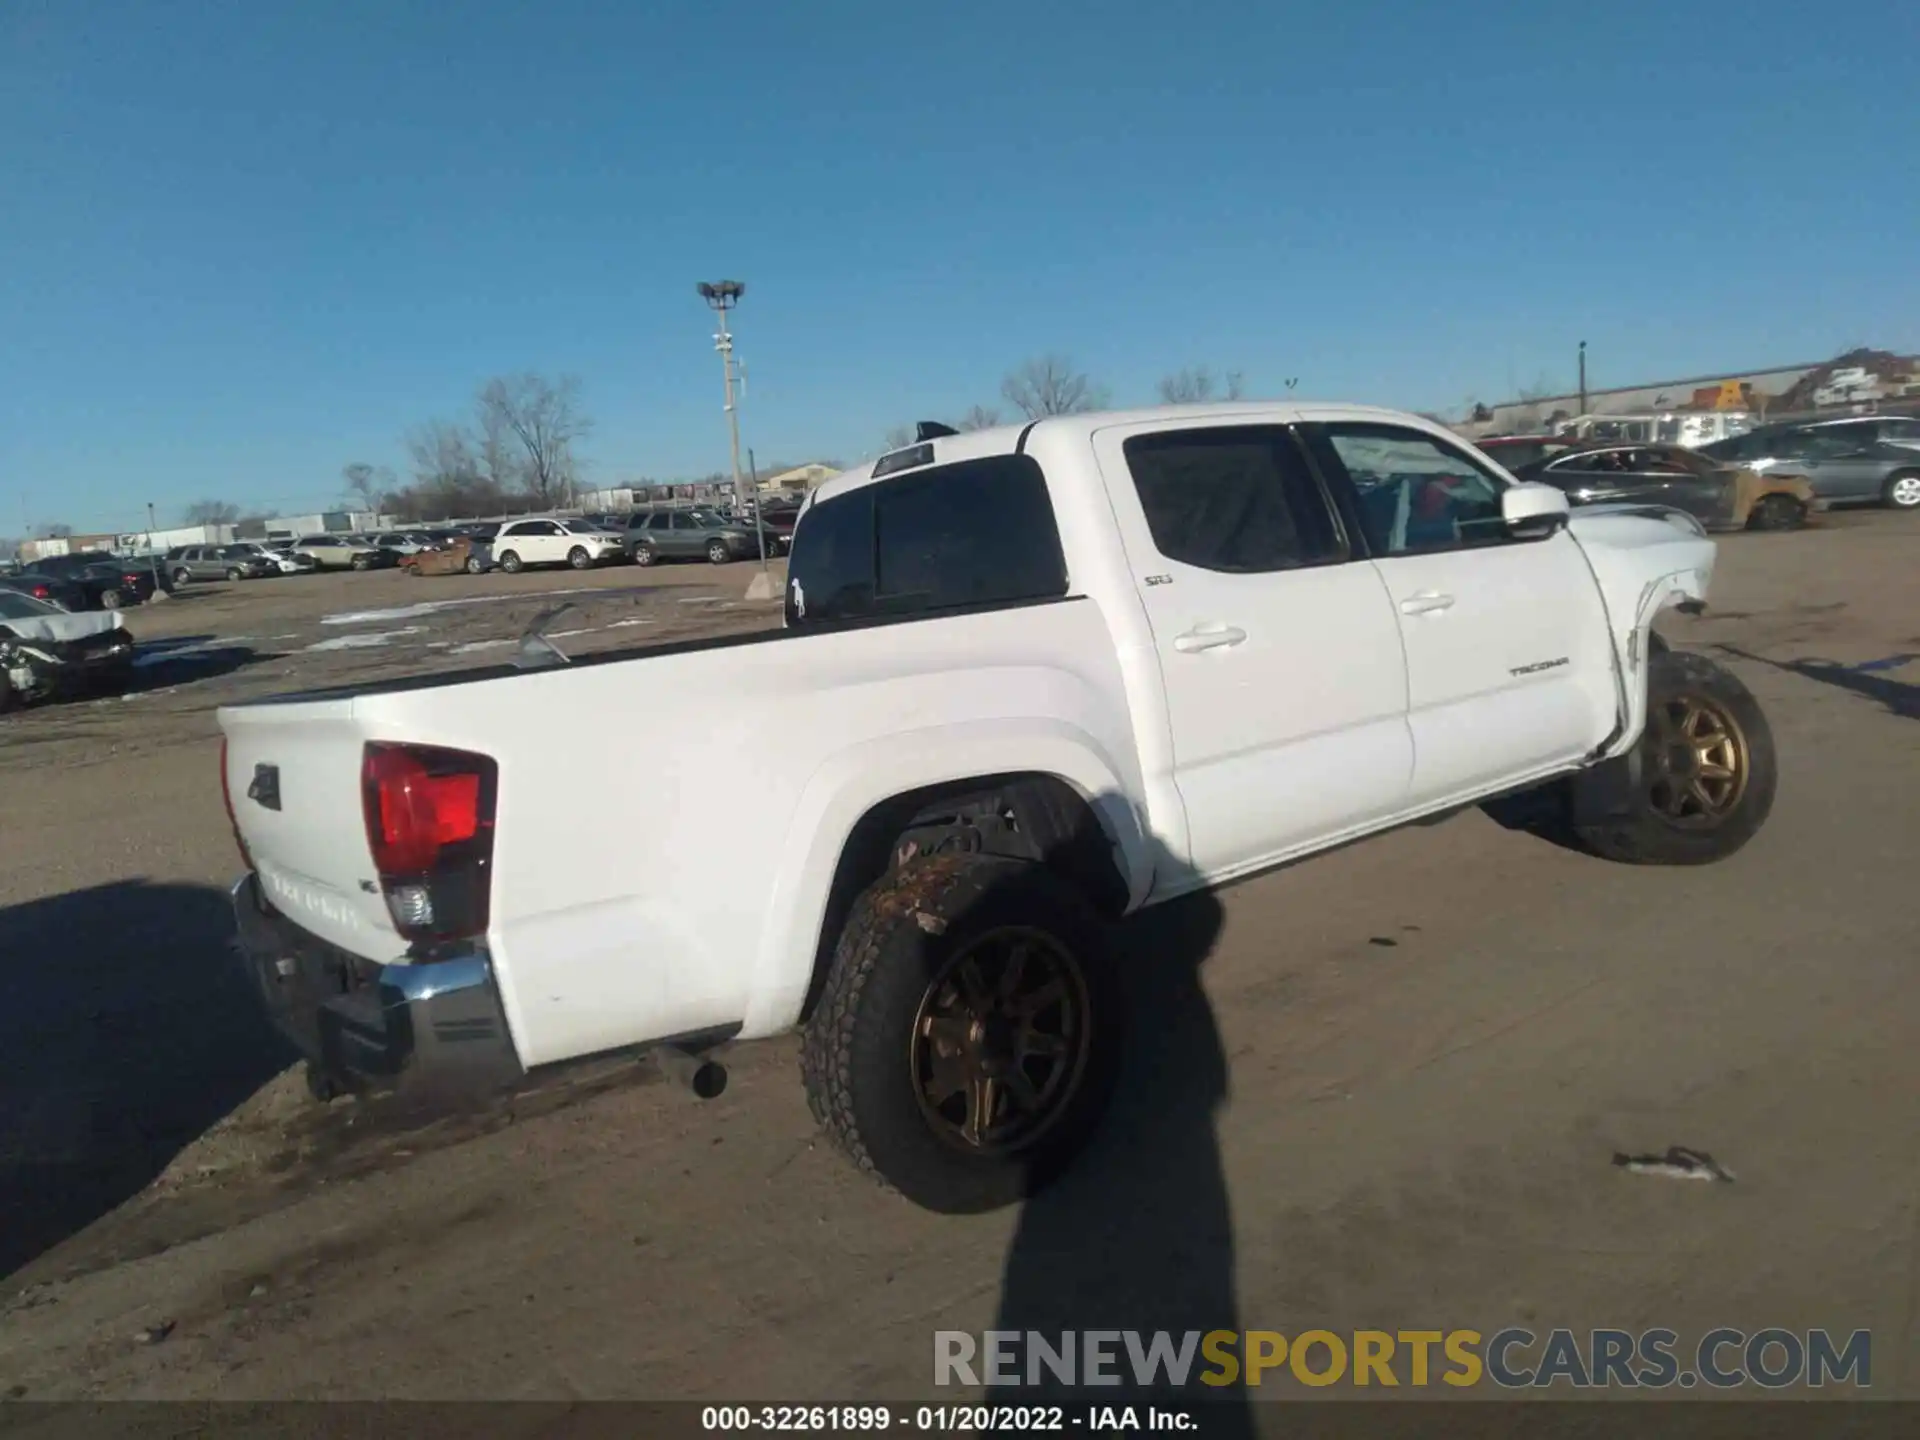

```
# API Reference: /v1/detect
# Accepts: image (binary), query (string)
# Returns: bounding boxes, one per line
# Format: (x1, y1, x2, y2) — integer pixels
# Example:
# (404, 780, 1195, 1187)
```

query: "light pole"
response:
(146, 502, 161, 592)
(1577, 341, 1588, 416)
(696, 281, 771, 581)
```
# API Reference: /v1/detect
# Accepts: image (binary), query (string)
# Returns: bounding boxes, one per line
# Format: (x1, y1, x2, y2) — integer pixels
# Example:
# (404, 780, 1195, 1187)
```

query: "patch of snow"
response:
(607, 618, 655, 628)
(320, 588, 593, 627)
(303, 627, 424, 652)
(676, 595, 722, 605)
(449, 638, 516, 655)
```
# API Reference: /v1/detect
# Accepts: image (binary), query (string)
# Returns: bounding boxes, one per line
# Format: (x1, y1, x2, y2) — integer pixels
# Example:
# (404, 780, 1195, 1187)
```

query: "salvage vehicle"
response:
(0, 590, 136, 711)
(220, 403, 1778, 1213)
(1512, 442, 1819, 532)
(1701, 425, 1920, 511)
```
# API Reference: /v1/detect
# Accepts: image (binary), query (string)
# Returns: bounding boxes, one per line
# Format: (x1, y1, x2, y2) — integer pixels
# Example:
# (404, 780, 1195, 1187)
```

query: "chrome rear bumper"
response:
(230, 873, 522, 1097)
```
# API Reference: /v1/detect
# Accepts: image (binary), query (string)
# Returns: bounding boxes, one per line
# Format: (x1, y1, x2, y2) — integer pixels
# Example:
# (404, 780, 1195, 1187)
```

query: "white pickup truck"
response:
(220, 403, 1776, 1212)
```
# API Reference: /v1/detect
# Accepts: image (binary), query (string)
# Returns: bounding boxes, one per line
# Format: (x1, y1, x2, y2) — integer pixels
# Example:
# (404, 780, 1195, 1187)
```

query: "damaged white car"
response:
(0, 590, 136, 711)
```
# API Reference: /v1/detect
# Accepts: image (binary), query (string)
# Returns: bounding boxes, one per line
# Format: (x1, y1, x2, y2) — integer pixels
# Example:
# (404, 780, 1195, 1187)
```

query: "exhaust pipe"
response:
(654, 1044, 727, 1100)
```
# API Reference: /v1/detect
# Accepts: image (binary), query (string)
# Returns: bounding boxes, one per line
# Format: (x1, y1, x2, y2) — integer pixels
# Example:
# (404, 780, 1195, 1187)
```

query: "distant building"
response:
(760, 462, 838, 493)
(1463, 351, 1920, 438)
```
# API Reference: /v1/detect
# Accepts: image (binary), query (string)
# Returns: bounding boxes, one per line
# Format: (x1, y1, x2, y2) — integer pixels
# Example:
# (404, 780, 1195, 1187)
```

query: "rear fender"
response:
(737, 719, 1150, 1039)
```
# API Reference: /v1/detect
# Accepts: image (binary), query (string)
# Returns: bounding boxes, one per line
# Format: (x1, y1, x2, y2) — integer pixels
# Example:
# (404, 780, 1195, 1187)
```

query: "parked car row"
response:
(402, 506, 801, 578)
(1480, 413, 1920, 522)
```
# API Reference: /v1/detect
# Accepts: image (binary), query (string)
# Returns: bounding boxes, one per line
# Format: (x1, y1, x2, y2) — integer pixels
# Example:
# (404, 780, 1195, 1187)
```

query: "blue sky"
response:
(2, 0, 1914, 532)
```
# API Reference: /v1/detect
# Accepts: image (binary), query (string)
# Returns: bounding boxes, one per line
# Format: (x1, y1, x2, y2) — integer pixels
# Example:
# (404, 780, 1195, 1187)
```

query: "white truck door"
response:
(1093, 420, 1414, 882)
(1301, 421, 1618, 808)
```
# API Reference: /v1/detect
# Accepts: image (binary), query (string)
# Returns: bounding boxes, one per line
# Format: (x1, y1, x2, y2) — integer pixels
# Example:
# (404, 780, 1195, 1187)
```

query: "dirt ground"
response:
(1, 517, 1916, 1407)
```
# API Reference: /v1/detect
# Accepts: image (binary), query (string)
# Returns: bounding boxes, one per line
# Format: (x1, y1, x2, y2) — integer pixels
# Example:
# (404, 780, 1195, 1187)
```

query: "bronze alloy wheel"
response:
(909, 926, 1092, 1155)
(1646, 691, 1749, 828)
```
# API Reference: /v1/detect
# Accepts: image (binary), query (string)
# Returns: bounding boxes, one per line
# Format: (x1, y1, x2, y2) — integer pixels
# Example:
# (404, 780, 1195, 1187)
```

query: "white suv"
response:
(489, 518, 626, 573)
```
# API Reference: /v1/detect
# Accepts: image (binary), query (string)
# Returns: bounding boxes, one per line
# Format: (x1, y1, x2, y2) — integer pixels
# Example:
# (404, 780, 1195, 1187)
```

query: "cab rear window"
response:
(785, 455, 1066, 627)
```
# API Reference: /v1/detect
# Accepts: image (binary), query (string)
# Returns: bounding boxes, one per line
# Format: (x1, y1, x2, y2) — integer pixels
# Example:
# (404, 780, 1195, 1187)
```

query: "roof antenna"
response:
(915, 421, 959, 441)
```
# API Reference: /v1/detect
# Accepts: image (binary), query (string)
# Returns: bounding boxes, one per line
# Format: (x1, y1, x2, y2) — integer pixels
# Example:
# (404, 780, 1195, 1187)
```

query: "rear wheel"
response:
(707, 540, 731, 564)
(1573, 648, 1776, 865)
(1884, 470, 1920, 510)
(226, 566, 244, 581)
(1748, 493, 1806, 531)
(350, 554, 371, 571)
(465, 555, 486, 574)
(498, 550, 523, 574)
(801, 854, 1123, 1213)
(567, 545, 592, 569)
(97, 588, 124, 610)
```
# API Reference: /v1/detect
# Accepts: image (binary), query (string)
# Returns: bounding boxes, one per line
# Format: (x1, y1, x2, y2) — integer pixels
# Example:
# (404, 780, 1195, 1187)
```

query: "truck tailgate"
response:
(220, 697, 403, 962)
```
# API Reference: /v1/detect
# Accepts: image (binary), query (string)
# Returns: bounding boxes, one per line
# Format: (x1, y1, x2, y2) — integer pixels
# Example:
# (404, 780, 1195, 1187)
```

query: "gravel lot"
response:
(1, 516, 1916, 1405)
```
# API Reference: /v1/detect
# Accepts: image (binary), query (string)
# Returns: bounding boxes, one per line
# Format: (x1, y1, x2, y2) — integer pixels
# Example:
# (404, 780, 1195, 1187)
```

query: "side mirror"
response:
(1502, 482, 1570, 536)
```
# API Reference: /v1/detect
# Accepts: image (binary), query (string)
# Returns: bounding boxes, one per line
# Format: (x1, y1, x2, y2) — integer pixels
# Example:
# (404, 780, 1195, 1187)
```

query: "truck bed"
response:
(219, 594, 1150, 1070)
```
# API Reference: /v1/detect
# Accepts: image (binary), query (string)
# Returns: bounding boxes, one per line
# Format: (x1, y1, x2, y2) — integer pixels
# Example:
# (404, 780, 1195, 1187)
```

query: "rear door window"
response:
(786, 455, 1066, 627)
(1121, 425, 1344, 572)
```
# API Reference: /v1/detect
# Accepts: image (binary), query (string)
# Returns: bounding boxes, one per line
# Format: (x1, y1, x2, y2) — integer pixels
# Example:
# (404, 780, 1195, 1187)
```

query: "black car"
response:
(0, 571, 90, 612)
(15, 552, 157, 609)
(1512, 443, 1747, 531)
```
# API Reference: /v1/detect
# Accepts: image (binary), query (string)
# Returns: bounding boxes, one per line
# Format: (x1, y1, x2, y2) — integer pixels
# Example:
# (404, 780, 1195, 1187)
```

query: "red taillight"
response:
(219, 738, 253, 868)
(31, 584, 50, 599)
(361, 742, 497, 943)
(363, 745, 483, 872)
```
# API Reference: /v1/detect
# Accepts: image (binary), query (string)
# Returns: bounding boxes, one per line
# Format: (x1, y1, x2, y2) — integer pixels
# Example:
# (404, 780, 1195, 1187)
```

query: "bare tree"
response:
(183, 499, 240, 525)
(34, 522, 74, 540)
(883, 424, 915, 451)
(478, 404, 524, 492)
(408, 421, 482, 488)
(1001, 355, 1105, 420)
(478, 373, 591, 506)
(342, 462, 379, 509)
(958, 404, 1002, 431)
(1157, 366, 1247, 404)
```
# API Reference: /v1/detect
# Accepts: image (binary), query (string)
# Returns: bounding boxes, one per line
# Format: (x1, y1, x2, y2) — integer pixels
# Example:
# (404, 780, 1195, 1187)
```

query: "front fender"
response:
(736, 718, 1151, 1039)
(1565, 509, 1715, 758)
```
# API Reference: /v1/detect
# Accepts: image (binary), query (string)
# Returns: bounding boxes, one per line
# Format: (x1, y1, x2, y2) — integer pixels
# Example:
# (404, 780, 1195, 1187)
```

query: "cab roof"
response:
(809, 401, 1439, 505)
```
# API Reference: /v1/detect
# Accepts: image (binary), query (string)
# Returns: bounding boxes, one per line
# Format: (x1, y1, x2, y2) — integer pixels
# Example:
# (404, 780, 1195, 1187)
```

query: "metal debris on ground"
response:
(135, 1320, 177, 1345)
(1612, 1146, 1735, 1182)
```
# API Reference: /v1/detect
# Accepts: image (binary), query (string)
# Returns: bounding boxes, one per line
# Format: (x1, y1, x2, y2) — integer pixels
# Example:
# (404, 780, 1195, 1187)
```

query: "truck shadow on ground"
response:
(1715, 643, 1920, 722)
(990, 875, 1256, 1435)
(0, 880, 293, 1280)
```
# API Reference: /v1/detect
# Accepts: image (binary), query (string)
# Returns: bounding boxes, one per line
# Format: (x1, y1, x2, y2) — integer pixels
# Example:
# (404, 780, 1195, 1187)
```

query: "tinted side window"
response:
(873, 456, 1065, 613)
(786, 455, 1066, 626)
(1122, 426, 1343, 573)
(1305, 423, 1511, 556)
(785, 489, 873, 625)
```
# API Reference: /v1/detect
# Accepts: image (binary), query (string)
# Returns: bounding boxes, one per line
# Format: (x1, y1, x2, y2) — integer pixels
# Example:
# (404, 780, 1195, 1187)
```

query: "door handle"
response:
(1399, 591, 1455, 616)
(1173, 625, 1247, 653)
